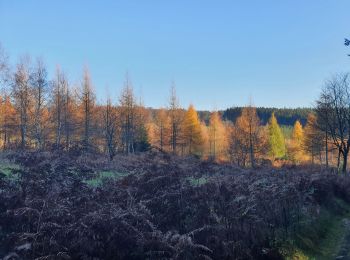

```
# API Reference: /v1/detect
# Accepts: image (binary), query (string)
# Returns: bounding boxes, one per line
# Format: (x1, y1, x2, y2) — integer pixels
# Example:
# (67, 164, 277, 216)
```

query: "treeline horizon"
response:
(0, 43, 342, 172)
(196, 107, 312, 126)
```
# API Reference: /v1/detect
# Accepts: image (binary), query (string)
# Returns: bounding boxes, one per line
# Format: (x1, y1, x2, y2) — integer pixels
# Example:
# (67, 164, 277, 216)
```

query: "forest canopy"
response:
(220, 107, 312, 126)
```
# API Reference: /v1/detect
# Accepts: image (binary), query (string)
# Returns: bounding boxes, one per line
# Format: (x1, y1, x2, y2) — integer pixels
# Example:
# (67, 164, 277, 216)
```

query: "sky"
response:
(0, 1, 349, 110)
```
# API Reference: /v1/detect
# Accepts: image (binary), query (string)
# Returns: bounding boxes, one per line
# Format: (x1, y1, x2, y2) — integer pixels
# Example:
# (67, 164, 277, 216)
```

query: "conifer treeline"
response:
(221, 107, 312, 126)
(0, 47, 329, 166)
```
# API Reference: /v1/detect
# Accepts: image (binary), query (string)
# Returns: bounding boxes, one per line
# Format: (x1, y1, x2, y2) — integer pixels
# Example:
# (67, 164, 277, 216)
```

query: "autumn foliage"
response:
(267, 113, 286, 160)
(289, 120, 304, 162)
(0, 44, 338, 168)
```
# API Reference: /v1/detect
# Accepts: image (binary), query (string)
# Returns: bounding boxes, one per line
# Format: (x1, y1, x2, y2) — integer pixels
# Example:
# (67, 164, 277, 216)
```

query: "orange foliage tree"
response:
(208, 111, 227, 160)
(152, 108, 170, 151)
(303, 113, 324, 164)
(229, 106, 266, 167)
(289, 120, 304, 163)
(0, 94, 17, 149)
(182, 104, 204, 155)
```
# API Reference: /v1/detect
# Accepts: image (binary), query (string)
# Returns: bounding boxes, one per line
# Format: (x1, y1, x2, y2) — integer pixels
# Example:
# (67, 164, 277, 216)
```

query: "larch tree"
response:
(80, 67, 95, 150)
(267, 113, 286, 160)
(62, 83, 76, 150)
(229, 106, 265, 167)
(153, 108, 170, 151)
(168, 83, 183, 154)
(303, 113, 324, 164)
(12, 57, 32, 149)
(208, 111, 227, 160)
(103, 97, 117, 160)
(119, 74, 136, 154)
(182, 104, 203, 155)
(289, 120, 304, 162)
(146, 121, 155, 149)
(228, 123, 249, 166)
(316, 94, 331, 167)
(0, 94, 16, 149)
(30, 58, 48, 149)
(51, 66, 67, 149)
(0, 45, 15, 149)
(200, 120, 209, 158)
(134, 99, 150, 152)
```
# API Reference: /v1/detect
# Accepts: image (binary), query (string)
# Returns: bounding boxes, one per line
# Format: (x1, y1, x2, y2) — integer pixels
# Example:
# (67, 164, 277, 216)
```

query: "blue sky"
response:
(0, 1, 349, 110)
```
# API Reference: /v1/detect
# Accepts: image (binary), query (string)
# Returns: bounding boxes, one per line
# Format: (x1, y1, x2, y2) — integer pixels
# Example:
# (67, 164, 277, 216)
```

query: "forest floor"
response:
(285, 196, 350, 260)
(334, 218, 350, 259)
(1, 150, 350, 259)
(307, 200, 350, 260)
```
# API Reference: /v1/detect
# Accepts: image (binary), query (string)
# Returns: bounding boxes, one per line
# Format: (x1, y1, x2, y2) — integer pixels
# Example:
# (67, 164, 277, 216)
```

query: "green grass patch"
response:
(84, 170, 129, 187)
(0, 161, 21, 181)
(285, 198, 350, 260)
(186, 176, 208, 187)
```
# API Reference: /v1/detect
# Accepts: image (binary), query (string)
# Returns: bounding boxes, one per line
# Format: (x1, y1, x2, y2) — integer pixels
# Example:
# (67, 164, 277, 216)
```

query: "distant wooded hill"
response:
(197, 107, 313, 126)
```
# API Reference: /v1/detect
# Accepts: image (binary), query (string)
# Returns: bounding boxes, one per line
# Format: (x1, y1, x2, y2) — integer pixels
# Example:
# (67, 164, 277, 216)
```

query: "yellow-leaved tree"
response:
(229, 106, 266, 167)
(290, 120, 304, 162)
(153, 108, 170, 152)
(182, 104, 203, 155)
(208, 111, 227, 161)
(200, 120, 209, 158)
(267, 113, 286, 160)
(303, 113, 324, 164)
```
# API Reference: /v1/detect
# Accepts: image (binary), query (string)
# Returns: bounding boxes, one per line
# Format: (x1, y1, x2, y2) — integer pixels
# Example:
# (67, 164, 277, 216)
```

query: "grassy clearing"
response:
(0, 161, 21, 181)
(186, 176, 208, 187)
(84, 170, 129, 187)
(287, 198, 350, 260)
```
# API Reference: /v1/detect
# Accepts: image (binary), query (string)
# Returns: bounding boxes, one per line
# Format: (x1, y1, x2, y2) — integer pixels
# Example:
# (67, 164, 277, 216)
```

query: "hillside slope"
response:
(0, 151, 349, 259)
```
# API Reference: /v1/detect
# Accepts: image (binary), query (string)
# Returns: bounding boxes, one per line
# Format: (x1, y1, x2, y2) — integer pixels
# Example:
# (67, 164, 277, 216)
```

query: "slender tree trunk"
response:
(64, 105, 70, 150)
(3, 111, 7, 150)
(21, 119, 26, 149)
(325, 131, 329, 167)
(160, 125, 163, 151)
(249, 126, 255, 168)
(172, 123, 176, 154)
(189, 129, 192, 154)
(337, 148, 341, 170)
(3, 131, 7, 150)
(214, 130, 216, 159)
(342, 150, 348, 174)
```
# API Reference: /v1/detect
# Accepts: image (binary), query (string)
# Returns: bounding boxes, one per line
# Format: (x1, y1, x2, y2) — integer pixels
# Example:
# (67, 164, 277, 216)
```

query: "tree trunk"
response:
(213, 129, 216, 160)
(21, 124, 26, 149)
(325, 132, 329, 167)
(342, 151, 348, 174)
(250, 141, 255, 168)
(160, 126, 163, 152)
